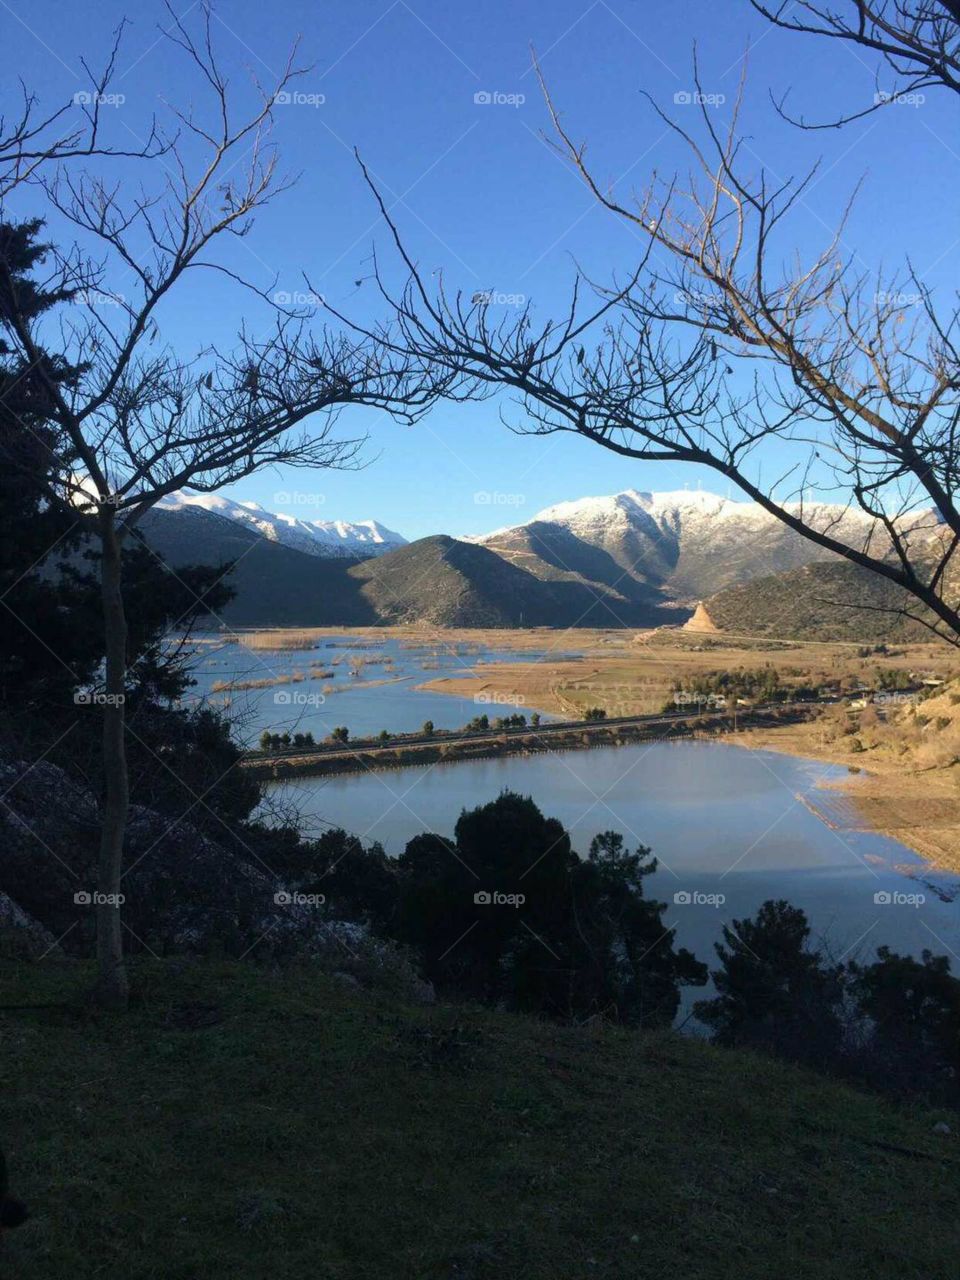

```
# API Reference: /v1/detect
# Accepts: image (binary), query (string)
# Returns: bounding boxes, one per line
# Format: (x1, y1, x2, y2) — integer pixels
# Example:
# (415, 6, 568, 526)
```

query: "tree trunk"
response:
(92, 506, 130, 1010)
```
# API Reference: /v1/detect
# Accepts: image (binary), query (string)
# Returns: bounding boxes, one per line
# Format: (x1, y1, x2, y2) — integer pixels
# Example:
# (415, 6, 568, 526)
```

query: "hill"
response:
(349, 535, 687, 628)
(137, 504, 378, 627)
(2, 959, 956, 1280)
(697, 561, 934, 642)
(137, 510, 688, 628)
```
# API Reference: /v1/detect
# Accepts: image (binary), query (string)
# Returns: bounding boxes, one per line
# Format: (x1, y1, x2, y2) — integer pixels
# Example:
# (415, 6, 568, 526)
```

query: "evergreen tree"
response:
(694, 900, 846, 1066)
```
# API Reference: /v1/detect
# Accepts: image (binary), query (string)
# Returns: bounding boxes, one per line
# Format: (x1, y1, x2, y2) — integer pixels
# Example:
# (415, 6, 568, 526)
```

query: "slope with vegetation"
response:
(2, 959, 958, 1280)
(746, 675, 960, 874)
(700, 561, 935, 643)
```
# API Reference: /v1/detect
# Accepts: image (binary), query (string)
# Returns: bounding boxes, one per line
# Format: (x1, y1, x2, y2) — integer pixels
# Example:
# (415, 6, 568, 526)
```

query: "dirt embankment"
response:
(738, 715, 960, 877)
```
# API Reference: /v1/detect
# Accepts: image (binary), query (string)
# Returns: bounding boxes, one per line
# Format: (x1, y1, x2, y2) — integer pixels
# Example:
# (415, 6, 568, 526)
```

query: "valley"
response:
(192, 620, 959, 876)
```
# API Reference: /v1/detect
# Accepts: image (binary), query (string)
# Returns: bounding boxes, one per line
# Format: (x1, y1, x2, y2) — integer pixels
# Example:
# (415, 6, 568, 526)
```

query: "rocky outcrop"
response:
(0, 760, 100, 942)
(0, 890, 61, 959)
(0, 759, 430, 1002)
(683, 602, 720, 633)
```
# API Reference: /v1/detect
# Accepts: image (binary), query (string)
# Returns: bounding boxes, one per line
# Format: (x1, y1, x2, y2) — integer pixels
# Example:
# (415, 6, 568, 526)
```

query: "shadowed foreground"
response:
(2, 960, 957, 1279)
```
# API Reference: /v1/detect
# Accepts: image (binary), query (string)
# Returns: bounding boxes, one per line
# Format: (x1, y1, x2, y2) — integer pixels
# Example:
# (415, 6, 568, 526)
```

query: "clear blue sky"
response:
(6, 0, 958, 537)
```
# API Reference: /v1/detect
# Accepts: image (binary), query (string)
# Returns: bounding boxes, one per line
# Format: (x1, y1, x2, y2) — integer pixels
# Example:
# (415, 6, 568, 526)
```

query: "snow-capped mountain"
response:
(471, 488, 931, 603)
(156, 491, 407, 559)
(135, 484, 942, 628)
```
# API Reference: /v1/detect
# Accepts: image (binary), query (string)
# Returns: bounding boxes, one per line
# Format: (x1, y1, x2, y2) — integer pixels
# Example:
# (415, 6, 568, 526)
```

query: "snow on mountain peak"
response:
(518, 487, 754, 533)
(157, 491, 406, 558)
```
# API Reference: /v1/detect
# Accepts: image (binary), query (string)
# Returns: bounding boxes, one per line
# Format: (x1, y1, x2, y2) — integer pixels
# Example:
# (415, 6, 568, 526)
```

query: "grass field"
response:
(416, 627, 958, 718)
(2, 959, 959, 1279)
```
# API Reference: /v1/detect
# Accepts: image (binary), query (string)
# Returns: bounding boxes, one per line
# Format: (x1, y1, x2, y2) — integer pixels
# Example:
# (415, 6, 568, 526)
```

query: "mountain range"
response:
(156, 492, 406, 558)
(136, 486, 938, 633)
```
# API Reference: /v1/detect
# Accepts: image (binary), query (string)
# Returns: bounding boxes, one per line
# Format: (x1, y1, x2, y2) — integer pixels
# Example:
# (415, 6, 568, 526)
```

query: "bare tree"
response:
(0, 19, 166, 198)
(748, 1, 960, 126)
(0, 10, 449, 1007)
(339, 15, 960, 645)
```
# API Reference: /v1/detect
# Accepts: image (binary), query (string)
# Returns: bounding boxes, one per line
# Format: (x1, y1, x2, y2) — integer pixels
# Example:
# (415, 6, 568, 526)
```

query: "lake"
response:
(267, 739, 960, 979)
(182, 632, 570, 745)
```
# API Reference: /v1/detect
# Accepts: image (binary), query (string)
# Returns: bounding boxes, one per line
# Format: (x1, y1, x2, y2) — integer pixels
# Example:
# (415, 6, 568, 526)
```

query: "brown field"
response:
(415, 627, 958, 719)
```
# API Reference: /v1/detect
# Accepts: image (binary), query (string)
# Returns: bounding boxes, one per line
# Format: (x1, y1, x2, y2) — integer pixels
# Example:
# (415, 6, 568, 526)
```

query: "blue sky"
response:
(6, 0, 959, 538)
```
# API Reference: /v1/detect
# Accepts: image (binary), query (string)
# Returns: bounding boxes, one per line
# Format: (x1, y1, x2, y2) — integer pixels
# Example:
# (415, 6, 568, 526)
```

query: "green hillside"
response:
(3, 960, 957, 1279)
(702, 561, 933, 642)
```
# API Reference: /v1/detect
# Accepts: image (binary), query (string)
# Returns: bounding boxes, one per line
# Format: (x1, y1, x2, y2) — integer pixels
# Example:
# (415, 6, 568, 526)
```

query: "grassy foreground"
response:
(2, 960, 958, 1279)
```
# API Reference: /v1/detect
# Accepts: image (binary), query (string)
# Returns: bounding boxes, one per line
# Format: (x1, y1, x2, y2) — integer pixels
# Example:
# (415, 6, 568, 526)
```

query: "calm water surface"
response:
(269, 739, 960, 974)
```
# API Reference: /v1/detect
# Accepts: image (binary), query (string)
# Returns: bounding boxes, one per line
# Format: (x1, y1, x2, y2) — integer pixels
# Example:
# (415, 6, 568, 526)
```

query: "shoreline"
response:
(247, 707, 813, 782)
(209, 626, 960, 879)
(734, 720, 960, 880)
(419, 666, 960, 880)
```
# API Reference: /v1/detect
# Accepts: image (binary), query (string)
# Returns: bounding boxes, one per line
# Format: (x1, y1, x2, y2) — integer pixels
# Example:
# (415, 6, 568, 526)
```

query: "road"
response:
(242, 698, 826, 771)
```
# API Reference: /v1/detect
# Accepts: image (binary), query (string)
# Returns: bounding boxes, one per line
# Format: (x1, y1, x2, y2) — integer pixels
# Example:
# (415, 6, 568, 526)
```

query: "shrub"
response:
(847, 947, 960, 1105)
(694, 900, 846, 1068)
